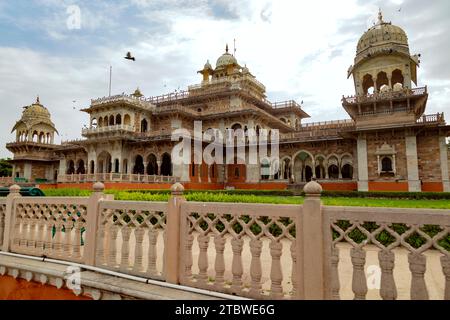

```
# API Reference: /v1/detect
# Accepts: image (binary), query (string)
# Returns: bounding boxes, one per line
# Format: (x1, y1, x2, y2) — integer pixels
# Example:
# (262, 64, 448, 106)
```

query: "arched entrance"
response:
(133, 155, 145, 175)
(161, 153, 172, 176)
(147, 154, 158, 175)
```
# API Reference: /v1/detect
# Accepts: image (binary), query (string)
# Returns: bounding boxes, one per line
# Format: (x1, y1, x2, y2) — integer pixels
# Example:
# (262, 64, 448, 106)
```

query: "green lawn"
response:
(41, 188, 450, 209)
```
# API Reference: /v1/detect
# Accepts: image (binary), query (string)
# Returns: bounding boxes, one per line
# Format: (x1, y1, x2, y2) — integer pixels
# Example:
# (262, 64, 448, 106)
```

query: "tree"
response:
(0, 158, 12, 177)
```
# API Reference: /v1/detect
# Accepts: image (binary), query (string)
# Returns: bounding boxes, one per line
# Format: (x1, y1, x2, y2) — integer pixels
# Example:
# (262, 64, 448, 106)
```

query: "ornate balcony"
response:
(82, 124, 135, 136)
(342, 86, 428, 105)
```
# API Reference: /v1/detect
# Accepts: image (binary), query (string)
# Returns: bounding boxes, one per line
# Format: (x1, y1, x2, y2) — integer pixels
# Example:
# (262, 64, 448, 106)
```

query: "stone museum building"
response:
(5, 12, 450, 192)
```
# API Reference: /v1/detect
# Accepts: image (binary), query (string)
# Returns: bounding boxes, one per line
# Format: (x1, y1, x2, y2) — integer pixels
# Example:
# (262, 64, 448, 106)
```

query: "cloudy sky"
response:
(0, 0, 449, 157)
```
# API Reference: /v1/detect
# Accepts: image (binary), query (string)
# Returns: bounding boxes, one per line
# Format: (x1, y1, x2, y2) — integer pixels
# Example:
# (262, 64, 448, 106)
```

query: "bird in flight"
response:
(125, 52, 136, 61)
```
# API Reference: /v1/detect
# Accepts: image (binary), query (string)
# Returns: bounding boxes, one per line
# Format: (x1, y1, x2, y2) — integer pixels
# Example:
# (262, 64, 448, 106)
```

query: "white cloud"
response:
(0, 0, 449, 157)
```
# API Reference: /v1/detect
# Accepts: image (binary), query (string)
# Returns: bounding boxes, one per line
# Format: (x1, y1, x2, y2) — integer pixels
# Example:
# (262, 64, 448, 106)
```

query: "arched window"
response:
(147, 154, 158, 175)
(103, 116, 108, 126)
(98, 117, 103, 127)
(141, 119, 148, 133)
(114, 159, 120, 173)
(161, 153, 172, 176)
(231, 123, 242, 130)
(305, 166, 313, 182)
(341, 164, 353, 179)
(76, 160, 85, 174)
(391, 69, 404, 88)
(109, 115, 115, 126)
(116, 114, 122, 125)
(91, 118, 98, 128)
(376, 71, 389, 91)
(133, 155, 145, 175)
(67, 160, 75, 174)
(362, 74, 374, 95)
(328, 165, 339, 179)
(382, 157, 393, 172)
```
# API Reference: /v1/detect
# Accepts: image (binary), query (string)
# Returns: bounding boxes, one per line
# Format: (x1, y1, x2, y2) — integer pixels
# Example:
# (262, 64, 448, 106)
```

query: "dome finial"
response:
(36, 95, 40, 104)
(378, 8, 384, 24)
(225, 44, 229, 53)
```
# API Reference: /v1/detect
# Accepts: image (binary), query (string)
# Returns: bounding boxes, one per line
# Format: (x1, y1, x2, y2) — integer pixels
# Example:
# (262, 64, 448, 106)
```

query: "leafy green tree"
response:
(0, 158, 12, 177)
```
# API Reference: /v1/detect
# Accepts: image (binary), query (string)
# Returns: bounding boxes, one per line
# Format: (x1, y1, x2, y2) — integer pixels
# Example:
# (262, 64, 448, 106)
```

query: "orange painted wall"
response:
(320, 182, 357, 191)
(225, 182, 288, 190)
(0, 276, 91, 300)
(422, 182, 444, 192)
(368, 182, 409, 192)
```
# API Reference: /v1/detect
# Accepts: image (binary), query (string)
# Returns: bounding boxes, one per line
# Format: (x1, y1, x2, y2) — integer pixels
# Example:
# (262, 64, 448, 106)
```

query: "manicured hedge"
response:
(43, 187, 450, 200)
(321, 191, 450, 200)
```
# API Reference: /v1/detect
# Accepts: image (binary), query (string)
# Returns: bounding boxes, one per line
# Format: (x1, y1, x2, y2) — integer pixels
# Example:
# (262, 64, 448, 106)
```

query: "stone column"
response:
(439, 136, 450, 192)
(405, 135, 421, 192)
(357, 137, 369, 191)
(24, 163, 32, 181)
(157, 161, 162, 175)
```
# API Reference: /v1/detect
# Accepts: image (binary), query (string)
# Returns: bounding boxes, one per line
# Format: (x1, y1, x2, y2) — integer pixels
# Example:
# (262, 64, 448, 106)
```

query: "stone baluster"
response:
(44, 218, 54, 256)
(20, 215, 29, 249)
(133, 227, 145, 273)
(63, 218, 73, 259)
(350, 247, 368, 300)
(197, 235, 210, 286)
(53, 215, 64, 258)
(96, 223, 106, 265)
(72, 217, 82, 261)
(270, 240, 283, 299)
(36, 219, 46, 255)
(147, 229, 158, 275)
(230, 238, 244, 294)
(249, 239, 263, 297)
(408, 253, 429, 300)
(108, 224, 119, 268)
(184, 234, 194, 278)
(28, 216, 39, 253)
(379, 250, 397, 300)
(12, 212, 22, 250)
(330, 247, 341, 300)
(441, 255, 450, 300)
(213, 235, 226, 289)
(120, 227, 132, 272)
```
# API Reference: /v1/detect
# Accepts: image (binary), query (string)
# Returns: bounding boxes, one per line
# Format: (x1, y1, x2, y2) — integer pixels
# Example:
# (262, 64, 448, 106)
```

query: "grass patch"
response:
(41, 188, 450, 209)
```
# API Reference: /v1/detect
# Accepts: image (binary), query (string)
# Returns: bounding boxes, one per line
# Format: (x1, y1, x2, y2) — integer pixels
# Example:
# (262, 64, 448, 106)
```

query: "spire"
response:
(377, 8, 384, 24)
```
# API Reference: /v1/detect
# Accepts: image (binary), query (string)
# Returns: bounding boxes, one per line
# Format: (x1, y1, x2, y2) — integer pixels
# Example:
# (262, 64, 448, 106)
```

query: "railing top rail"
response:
(323, 205, 450, 224)
(15, 197, 89, 204)
(183, 201, 301, 217)
(99, 200, 168, 211)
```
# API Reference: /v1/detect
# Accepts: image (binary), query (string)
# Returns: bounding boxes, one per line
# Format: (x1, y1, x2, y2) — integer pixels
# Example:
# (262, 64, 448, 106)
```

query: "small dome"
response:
(132, 87, 143, 98)
(204, 60, 212, 70)
(21, 97, 52, 120)
(215, 44, 238, 69)
(356, 11, 409, 58)
(11, 96, 58, 134)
